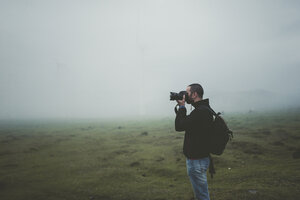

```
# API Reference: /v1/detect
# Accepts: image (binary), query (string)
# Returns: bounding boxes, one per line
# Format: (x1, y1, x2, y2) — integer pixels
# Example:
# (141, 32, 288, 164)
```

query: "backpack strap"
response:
(209, 154, 216, 178)
(197, 105, 221, 117)
(205, 106, 233, 140)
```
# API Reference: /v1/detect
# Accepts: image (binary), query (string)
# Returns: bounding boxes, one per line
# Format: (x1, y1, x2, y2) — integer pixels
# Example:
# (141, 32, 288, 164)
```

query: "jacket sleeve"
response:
(175, 107, 200, 131)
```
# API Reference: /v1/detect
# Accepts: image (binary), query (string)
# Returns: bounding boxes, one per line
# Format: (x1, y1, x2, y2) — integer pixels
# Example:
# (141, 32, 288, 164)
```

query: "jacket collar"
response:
(192, 98, 210, 108)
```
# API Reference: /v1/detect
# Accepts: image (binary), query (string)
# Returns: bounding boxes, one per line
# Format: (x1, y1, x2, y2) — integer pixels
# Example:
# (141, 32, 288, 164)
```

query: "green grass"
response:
(0, 109, 300, 200)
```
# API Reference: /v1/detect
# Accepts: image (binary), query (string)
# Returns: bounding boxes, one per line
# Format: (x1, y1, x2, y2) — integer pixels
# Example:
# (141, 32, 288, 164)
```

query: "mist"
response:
(1, 0, 300, 119)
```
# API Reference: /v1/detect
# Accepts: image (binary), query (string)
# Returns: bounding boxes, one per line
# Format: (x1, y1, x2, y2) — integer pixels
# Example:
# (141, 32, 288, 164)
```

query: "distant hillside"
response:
(209, 89, 300, 112)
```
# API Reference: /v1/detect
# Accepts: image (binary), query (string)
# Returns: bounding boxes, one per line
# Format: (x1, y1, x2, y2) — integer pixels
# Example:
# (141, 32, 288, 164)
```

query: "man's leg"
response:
(186, 157, 210, 200)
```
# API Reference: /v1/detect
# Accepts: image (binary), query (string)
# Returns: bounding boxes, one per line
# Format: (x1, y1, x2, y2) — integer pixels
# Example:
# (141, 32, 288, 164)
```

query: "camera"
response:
(170, 91, 187, 101)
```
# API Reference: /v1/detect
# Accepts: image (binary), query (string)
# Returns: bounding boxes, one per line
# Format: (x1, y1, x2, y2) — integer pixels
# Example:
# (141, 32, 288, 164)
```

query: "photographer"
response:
(174, 83, 213, 200)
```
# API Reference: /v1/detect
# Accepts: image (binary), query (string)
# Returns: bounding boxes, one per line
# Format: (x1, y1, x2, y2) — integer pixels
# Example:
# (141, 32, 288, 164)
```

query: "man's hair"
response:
(189, 83, 204, 98)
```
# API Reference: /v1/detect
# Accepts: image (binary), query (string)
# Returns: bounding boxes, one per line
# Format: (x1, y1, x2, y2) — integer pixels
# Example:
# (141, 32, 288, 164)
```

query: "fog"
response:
(1, 0, 300, 119)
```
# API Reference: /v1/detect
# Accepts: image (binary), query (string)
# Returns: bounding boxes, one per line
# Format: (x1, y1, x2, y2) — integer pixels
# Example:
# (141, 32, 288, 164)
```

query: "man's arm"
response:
(175, 95, 202, 131)
(175, 96, 187, 131)
(175, 106, 203, 131)
(175, 106, 187, 131)
(175, 106, 210, 132)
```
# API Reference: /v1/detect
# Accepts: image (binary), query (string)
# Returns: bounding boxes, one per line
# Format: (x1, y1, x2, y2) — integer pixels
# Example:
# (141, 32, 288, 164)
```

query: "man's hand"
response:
(176, 95, 185, 106)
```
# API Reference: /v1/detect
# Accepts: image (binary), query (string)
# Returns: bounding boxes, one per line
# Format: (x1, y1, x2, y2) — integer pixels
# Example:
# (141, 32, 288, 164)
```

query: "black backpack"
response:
(204, 106, 233, 155)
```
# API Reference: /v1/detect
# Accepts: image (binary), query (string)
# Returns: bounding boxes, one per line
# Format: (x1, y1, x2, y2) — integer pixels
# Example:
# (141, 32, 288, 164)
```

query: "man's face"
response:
(186, 86, 191, 95)
(185, 86, 194, 104)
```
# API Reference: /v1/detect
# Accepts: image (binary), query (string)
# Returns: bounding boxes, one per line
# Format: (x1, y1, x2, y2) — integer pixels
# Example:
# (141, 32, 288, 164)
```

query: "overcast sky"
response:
(0, 0, 300, 119)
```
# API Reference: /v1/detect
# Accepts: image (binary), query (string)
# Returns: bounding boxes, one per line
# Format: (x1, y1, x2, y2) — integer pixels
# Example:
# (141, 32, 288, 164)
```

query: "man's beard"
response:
(185, 94, 193, 104)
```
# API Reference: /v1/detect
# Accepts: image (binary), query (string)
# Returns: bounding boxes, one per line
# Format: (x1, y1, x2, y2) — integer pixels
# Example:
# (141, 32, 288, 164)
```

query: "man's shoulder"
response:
(195, 105, 211, 112)
(192, 105, 212, 116)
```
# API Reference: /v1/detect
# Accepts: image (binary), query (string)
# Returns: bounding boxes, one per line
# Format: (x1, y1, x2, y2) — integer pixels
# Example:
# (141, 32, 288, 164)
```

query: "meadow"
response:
(0, 109, 300, 200)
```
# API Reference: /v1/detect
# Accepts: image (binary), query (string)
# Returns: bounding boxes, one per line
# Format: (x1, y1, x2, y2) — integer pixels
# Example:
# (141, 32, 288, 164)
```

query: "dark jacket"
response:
(175, 99, 213, 159)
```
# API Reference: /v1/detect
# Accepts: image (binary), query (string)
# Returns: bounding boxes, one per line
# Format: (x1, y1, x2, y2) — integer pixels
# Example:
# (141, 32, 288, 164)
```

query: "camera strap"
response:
(174, 104, 179, 114)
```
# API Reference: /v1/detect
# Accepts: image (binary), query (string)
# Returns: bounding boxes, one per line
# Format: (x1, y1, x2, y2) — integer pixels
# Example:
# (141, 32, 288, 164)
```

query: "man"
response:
(175, 83, 213, 200)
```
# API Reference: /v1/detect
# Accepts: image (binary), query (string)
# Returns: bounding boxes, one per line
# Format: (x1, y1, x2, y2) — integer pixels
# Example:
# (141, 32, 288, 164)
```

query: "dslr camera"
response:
(170, 91, 187, 101)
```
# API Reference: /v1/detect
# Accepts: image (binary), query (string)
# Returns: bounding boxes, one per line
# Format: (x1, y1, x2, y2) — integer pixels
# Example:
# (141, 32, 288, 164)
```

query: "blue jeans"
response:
(186, 157, 210, 200)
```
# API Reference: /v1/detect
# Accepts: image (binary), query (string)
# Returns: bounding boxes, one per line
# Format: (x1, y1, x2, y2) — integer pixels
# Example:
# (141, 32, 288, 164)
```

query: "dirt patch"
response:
(140, 131, 148, 136)
(23, 146, 40, 153)
(80, 126, 94, 131)
(54, 138, 69, 143)
(29, 147, 39, 151)
(113, 149, 137, 155)
(130, 162, 140, 167)
(155, 156, 165, 162)
(114, 150, 129, 155)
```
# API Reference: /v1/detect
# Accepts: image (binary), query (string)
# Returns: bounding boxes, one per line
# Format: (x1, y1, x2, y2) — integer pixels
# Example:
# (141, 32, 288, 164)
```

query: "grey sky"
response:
(0, 0, 300, 119)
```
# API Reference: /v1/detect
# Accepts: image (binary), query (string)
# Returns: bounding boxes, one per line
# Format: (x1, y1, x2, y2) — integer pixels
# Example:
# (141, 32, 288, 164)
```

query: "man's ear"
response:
(192, 92, 197, 98)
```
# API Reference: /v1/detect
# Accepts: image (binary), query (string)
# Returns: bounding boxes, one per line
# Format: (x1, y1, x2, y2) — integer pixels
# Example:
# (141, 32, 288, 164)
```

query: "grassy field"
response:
(0, 109, 300, 200)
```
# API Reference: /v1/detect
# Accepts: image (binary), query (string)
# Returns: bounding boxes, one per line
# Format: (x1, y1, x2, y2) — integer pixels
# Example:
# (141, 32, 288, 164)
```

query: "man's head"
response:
(185, 83, 203, 104)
